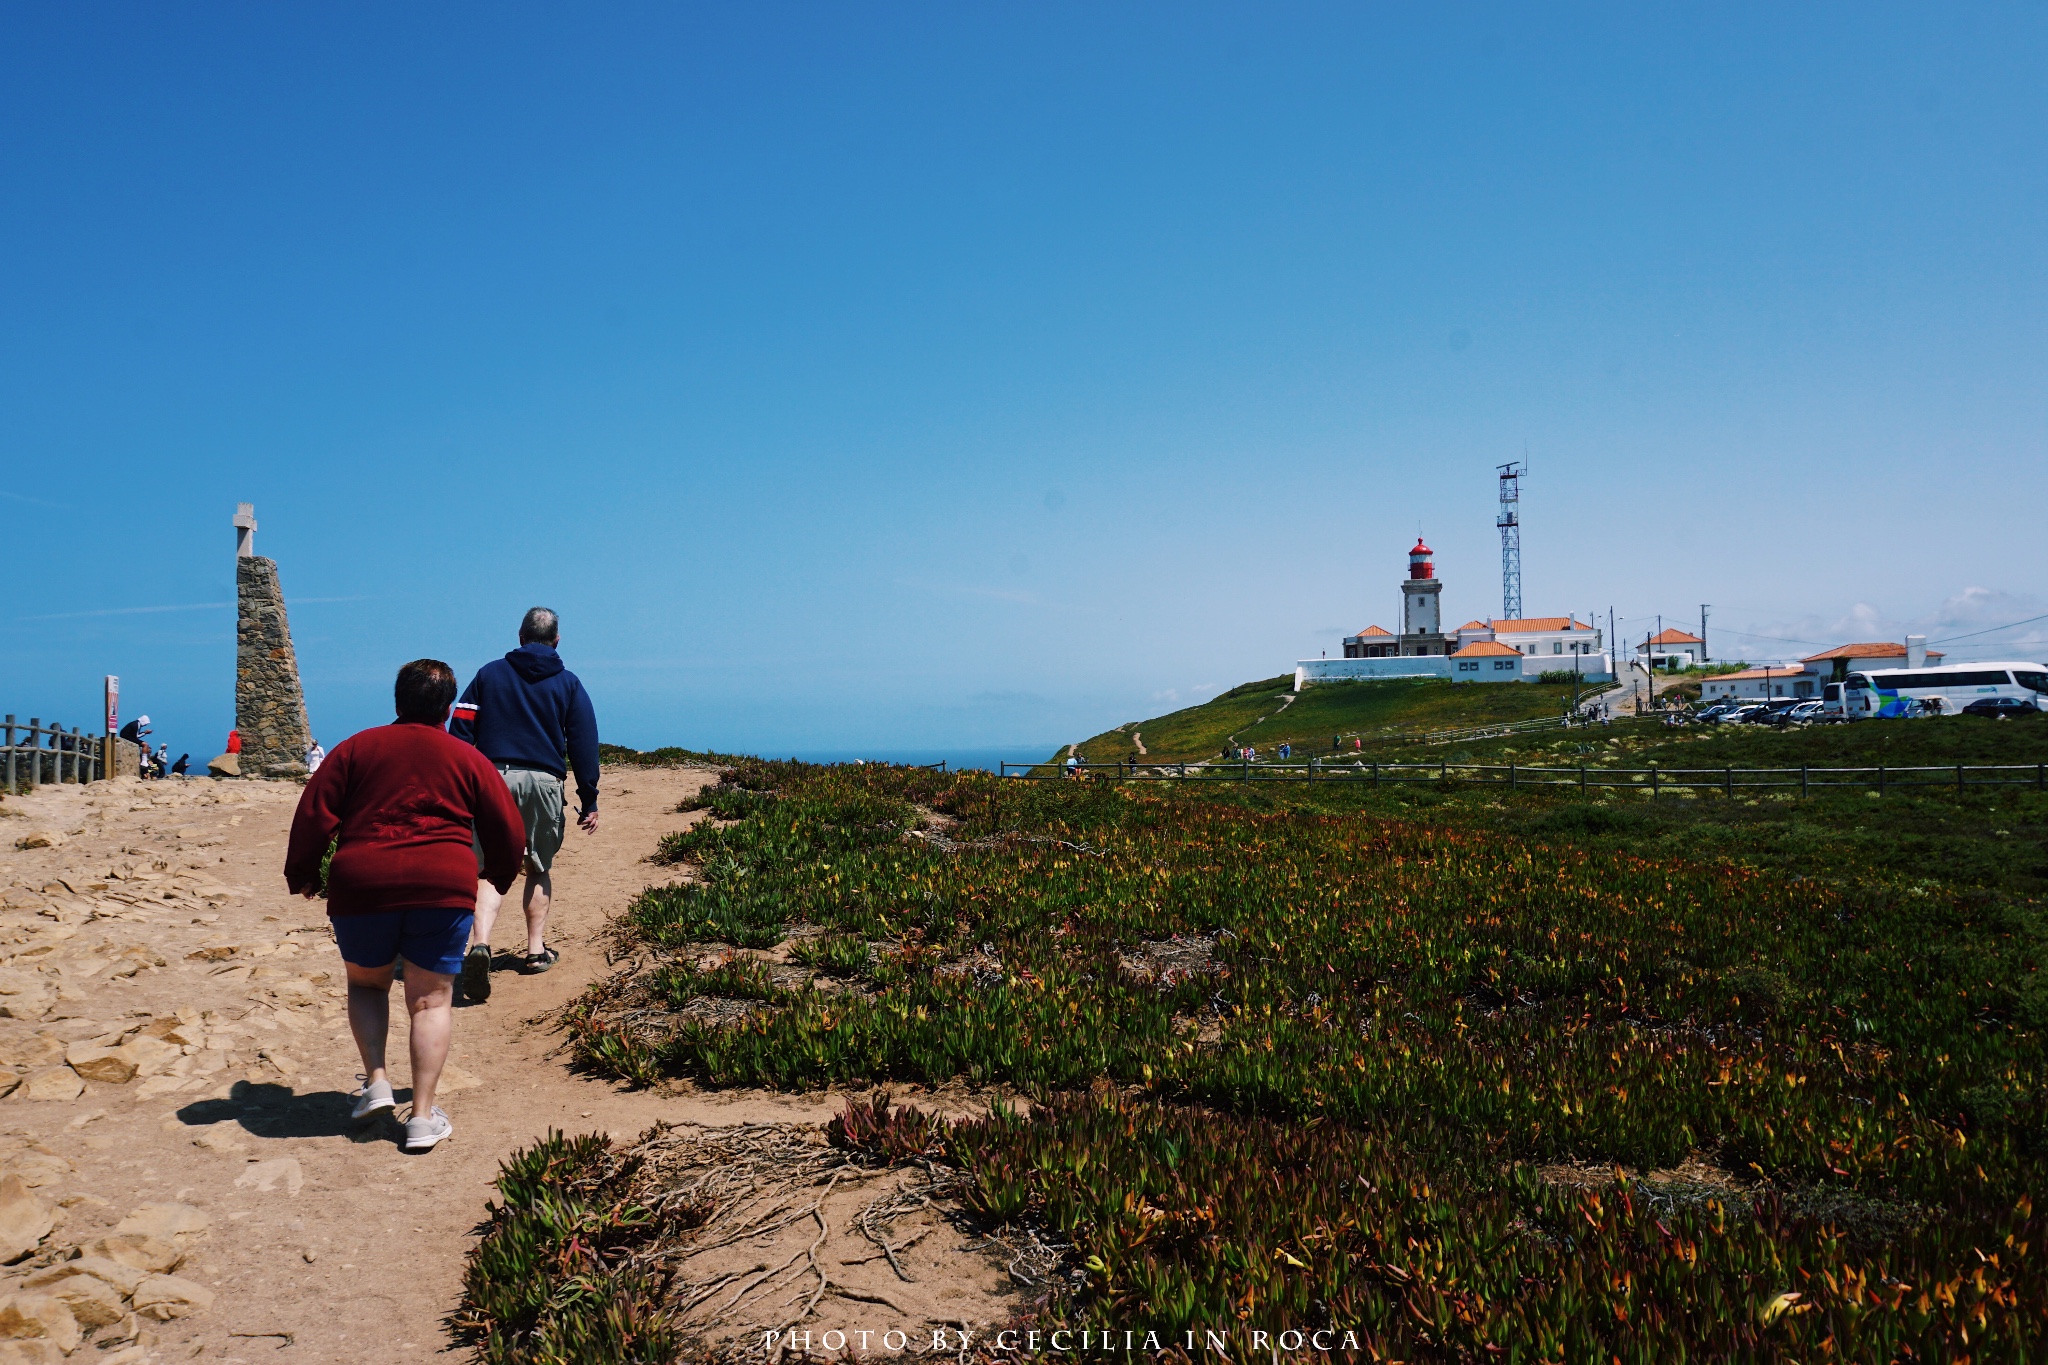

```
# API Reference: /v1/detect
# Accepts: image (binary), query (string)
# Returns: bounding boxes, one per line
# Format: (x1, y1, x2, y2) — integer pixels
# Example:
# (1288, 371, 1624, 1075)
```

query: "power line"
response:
(1711, 627, 1833, 648)
(1930, 611, 2048, 645)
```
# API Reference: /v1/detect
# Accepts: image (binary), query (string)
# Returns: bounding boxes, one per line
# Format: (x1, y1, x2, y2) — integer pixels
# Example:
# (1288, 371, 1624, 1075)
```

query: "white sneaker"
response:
(350, 1078, 395, 1122)
(403, 1106, 453, 1152)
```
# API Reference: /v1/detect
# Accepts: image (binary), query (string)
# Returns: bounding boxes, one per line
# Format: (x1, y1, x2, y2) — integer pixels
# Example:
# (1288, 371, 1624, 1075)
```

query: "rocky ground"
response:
(0, 767, 1017, 1365)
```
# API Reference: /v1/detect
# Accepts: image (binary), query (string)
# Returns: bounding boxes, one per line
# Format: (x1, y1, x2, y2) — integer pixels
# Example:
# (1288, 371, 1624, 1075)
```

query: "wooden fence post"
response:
(1878, 765, 1886, 795)
(3, 716, 12, 792)
(1724, 766, 1732, 798)
(1649, 764, 1658, 798)
(1509, 763, 1517, 790)
(1579, 764, 1586, 793)
(26, 719, 38, 791)
(1956, 764, 1964, 794)
(1801, 763, 1809, 797)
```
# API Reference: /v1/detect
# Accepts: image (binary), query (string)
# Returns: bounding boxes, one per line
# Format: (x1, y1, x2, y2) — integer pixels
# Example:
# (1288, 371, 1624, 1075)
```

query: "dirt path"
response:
(0, 767, 877, 1363)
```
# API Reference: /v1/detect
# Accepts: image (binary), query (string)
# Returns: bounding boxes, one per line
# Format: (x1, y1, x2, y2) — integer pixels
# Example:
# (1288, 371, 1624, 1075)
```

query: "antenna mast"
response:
(1496, 461, 1523, 620)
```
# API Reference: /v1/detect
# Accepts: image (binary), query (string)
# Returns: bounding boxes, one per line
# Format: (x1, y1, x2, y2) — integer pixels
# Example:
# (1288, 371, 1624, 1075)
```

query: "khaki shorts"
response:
(475, 763, 566, 877)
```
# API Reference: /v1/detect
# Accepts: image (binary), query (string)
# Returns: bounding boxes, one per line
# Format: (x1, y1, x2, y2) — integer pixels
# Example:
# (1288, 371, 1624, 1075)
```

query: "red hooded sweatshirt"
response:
(284, 720, 526, 915)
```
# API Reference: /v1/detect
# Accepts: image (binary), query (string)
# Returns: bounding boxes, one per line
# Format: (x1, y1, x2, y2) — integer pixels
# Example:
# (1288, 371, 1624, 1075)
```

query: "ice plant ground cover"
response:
(491, 761, 2045, 1360)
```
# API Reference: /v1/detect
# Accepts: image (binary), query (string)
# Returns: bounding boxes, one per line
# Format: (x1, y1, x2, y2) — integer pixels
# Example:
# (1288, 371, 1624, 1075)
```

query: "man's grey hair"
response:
(519, 606, 560, 645)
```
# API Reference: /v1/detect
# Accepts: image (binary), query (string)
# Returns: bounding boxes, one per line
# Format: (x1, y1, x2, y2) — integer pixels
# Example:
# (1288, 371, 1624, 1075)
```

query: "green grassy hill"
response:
(1066, 674, 1600, 764)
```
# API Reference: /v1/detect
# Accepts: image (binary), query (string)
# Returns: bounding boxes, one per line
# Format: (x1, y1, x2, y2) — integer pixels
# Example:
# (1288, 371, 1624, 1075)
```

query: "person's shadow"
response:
(175, 1080, 412, 1144)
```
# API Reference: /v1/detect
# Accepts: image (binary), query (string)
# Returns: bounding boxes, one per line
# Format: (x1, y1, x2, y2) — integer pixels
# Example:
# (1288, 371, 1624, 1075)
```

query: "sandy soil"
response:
(0, 766, 1013, 1363)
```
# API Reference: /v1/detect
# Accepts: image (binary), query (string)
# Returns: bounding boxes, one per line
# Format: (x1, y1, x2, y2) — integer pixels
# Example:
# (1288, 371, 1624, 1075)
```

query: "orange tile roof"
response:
(1799, 642, 1946, 663)
(1703, 667, 1804, 681)
(1349, 624, 1393, 638)
(1452, 640, 1522, 658)
(1455, 619, 1491, 632)
(1645, 627, 1704, 646)
(1492, 616, 1592, 633)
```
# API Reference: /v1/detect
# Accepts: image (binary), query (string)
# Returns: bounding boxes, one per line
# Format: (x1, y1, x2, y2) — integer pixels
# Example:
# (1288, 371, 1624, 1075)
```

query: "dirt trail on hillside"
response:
(0, 769, 1017, 1363)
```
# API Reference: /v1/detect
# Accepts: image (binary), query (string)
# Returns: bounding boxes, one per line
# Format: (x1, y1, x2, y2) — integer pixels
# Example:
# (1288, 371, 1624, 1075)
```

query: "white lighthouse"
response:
(1398, 538, 1447, 656)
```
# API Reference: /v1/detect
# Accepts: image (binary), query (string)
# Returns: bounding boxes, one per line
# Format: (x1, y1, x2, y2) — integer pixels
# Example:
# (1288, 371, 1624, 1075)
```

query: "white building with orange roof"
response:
(1340, 624, 1397, 658)
(1448, 639, 1527, 679)
(1629, 626, 1705, 669)
(1457, 614, 1605, 661)
(1699, 666, 1810, 702)
(1798, 640, 1944, 683)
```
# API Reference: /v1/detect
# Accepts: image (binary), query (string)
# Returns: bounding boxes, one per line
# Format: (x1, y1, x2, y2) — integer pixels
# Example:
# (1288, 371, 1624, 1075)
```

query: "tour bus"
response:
(1840, 662, 2048, 720)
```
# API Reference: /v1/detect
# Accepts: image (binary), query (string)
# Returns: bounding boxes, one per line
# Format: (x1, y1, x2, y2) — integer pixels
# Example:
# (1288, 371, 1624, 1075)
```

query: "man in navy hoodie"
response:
(448, 606, 600, 1000)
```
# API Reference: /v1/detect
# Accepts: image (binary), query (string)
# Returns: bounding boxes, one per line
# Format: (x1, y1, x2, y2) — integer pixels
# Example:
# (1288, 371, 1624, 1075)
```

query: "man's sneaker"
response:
(459, 944, 493, 1003)
(350, 1078, 396, 1122)
(403, 1106, 453, 1152)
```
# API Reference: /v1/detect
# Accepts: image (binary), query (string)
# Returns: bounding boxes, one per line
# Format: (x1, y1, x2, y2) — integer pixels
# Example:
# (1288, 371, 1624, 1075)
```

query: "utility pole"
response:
(1700, 604, 1710, 665)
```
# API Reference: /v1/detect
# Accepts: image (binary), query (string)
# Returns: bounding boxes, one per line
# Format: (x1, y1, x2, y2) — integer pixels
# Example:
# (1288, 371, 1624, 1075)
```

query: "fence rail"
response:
(1418, 713, 1588, 746)
(1002, 758, 2048, 796)
(3, 715, 114, 790)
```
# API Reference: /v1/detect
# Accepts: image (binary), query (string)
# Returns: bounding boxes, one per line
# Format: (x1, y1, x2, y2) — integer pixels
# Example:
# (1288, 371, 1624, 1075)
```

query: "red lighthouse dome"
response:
(1407, 538, 1434, 580)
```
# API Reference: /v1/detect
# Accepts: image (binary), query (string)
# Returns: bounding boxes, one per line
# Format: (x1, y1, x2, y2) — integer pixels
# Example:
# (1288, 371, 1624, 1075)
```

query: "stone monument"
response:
(233, 504, 313, 779)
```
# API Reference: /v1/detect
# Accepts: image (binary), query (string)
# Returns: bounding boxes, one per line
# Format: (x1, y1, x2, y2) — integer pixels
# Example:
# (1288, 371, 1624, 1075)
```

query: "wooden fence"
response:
(3, 716, 116, 789)
(1005, 758, 2048, 796)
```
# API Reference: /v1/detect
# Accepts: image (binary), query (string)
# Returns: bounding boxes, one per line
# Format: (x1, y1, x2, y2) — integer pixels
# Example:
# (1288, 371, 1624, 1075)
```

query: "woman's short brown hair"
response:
(395, 659, 457, 723)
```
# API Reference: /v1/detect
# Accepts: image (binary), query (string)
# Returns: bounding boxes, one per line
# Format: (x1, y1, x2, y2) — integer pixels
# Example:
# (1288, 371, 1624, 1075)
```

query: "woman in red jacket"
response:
(284, 660, 525, 1153)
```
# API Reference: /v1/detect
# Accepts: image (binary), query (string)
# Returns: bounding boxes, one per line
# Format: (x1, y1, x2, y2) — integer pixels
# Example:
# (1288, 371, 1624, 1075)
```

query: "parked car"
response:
(1781, 700, 1826, 724)
(1693, 702, 1737, 723)
(1963, 695, 2042, 719)
(1717, 703, 1768, 725)
(1746, 700, 1802, 724)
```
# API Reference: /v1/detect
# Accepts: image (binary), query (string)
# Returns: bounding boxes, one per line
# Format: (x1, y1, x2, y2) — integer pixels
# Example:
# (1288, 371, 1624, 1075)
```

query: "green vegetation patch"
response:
(539, 758, 2048, 1356)
(599, 741, 759, 769)
(1072, 677, 1594, 765)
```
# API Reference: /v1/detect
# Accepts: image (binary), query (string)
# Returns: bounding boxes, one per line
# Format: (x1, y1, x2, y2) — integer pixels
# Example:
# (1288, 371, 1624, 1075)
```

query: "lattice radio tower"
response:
(1496, 461, 1523, 621)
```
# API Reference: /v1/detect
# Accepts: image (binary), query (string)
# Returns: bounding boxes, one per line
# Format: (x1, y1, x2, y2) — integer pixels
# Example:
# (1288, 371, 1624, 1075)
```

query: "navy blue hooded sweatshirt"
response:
(449, 643, 600, 814)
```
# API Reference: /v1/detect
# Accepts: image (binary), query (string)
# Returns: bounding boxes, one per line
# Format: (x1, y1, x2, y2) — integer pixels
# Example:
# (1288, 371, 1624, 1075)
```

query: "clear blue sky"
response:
(4, 5, 2045, 759)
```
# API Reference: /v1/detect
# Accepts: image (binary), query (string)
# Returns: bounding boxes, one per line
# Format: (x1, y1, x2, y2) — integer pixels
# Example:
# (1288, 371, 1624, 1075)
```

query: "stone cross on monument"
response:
(233, 503, 313, 779)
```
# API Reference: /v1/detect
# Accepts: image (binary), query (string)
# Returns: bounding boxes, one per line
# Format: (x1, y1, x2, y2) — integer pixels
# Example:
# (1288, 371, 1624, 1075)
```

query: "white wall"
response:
(1294, 655, 1613, 690)
(1295, 658, 1453, 690)
(1515, 653, 1613, 681)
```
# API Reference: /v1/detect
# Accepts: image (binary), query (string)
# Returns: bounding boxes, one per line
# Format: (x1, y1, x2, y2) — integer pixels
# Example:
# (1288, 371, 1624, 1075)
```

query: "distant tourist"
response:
(151, 744, 169, 779)
(449, 607, 600, 1002)
(306, 739, 326, 774)
(170, 753, 190, 777)
(283, 658, 525, 1153)
(1065, 753, 1080, 778)
(226, 729, 242, 755)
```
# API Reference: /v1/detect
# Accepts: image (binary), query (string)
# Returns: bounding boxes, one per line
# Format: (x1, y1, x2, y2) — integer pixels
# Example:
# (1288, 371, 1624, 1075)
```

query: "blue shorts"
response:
(331, 908, 475, 977)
